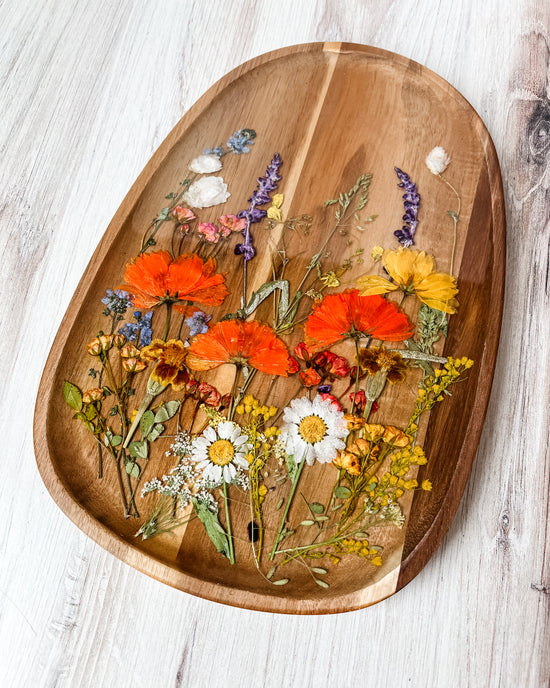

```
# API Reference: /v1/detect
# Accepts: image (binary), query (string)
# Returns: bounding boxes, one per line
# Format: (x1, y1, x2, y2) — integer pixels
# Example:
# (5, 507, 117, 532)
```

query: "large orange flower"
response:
(304, 290, 413, 351)
(186, 319, 293, 376)
(121, 250, 228, 314)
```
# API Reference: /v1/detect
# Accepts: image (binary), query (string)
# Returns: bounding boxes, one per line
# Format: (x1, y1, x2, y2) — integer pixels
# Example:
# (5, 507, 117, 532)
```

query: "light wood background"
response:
(1, 1, 548, 686)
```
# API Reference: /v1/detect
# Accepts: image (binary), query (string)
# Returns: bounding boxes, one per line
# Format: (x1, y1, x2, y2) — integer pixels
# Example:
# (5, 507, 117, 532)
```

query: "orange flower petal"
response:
(186, 319, 292, 376)
(304, 290, 413, 351)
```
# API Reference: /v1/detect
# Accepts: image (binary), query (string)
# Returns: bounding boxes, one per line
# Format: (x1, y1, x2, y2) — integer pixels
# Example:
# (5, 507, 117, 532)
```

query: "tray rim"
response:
(33, 40, 506, 614)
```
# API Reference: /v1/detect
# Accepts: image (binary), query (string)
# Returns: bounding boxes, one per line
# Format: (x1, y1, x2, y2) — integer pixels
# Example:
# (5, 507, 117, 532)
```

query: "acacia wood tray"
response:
(34, 42, 505, 613)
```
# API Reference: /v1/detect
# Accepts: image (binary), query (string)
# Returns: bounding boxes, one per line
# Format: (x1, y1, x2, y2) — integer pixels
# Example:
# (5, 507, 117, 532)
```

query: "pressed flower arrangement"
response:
(36, 44, 505, 612)
(60, 124, 474, 590)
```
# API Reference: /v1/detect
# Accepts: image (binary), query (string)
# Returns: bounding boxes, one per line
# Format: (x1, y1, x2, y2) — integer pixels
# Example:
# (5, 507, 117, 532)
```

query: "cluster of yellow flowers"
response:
(407, 356, 473, 434)
(236, 395, 278, 421)
(337, 539, 383, 565)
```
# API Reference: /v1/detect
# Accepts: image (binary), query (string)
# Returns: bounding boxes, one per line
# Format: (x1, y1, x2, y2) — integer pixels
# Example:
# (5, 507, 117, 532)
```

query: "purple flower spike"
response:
(393, 167, 420, 247)
(236, 153, 282, 261)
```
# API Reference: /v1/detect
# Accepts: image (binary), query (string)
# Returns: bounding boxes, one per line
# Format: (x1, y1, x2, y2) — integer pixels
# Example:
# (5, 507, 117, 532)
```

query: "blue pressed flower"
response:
(203, 145, 226, 157)
(227, 128, 256, 154)
(118, 310, 154, 345)
(185, 310, 212, 337)
(101, 288, 133, 316)
(318, 384, 332, 394)
(393, 167, 420, 247)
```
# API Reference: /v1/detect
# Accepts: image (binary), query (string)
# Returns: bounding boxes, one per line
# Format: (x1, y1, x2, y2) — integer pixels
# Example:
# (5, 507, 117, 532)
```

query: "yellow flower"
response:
(421, 479, 432, 491)
(371, 245, 384, 262)
(319, 271, 340, 288)
(267, 206, 283, 221)
(371, 556, 383, 566)
(357, 248, 458, 314)
(271, 194, 284, 208)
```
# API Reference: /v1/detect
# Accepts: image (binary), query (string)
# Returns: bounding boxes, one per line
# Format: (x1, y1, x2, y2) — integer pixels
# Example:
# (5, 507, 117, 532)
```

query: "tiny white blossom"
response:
(182, 176, 230, 209)
(188, 154, 223, 174)
(425, 146, 451, 175)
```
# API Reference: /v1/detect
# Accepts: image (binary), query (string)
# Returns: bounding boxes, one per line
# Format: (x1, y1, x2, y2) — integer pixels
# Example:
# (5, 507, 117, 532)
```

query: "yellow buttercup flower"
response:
(356, 248, 458, 314)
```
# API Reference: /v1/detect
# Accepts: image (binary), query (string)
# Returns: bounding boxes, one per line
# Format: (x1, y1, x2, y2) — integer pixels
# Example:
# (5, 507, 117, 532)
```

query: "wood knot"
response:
(528, 100, 550, 164)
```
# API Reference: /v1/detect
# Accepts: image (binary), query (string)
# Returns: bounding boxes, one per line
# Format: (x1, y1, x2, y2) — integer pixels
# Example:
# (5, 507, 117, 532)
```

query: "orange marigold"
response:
(121, 250, 228, 314)
(304, 290, 413, 352)
(140, 339, 189, 390)
(186, 319, 293, 376)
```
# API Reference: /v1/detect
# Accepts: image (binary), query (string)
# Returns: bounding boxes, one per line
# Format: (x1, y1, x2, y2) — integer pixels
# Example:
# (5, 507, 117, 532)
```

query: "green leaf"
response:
(285, 453, 299, 483)
(125, 461, 140, 478)
(85, 405, 98, 421)
(110, 435, 122, 447)
(275, 498, 284, 510)
(140, 410, 155, 438)
(448, 210, 459, 221)
(309, 502, 324, 514)
(147, 423, 165, 442)
(154, 400, 181, 423)
(272, 578, 289, 586)
(334, 486, 351, 499)
(128, 440, 148, 459)
(63, 381, 82, 411)
(300, 520, 315, 526)
(266, 566, 277, 580)
(315, 578, 329, 589)
(311, 567, 327, 575)
(192, 499, 231, 558)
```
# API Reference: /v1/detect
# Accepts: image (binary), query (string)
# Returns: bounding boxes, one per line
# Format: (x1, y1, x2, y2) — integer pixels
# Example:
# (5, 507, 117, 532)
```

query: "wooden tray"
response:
(34, 42, 505, 613)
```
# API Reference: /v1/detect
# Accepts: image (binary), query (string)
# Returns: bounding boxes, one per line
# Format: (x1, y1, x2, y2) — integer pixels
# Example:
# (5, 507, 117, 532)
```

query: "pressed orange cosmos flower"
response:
(140, 339, 189, 390)
(304, 290, 413, 352)
(186, 319, 293, 376)
(121, 250, 228, 314)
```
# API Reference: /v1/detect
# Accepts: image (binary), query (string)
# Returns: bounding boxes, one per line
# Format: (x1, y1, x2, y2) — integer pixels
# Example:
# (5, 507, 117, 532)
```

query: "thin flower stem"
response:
(162, 303, 172, 341)
(125, 470, 139, 518)
(439, 175, 461, 277)
(223, 481, 235, 565)
(269, 459, 306, 561)
(351, 338, 361, 414)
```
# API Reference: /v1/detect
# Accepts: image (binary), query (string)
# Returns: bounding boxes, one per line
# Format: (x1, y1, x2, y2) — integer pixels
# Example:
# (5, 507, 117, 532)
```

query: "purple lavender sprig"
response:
(393, 167, 420, 247)
(235, 153, 282, 261)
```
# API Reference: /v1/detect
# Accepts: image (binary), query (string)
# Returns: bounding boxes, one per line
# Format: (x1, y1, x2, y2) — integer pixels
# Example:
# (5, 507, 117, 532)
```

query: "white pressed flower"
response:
(190, 421, 252, 485)
(279, 395, 349, 466)
(182, 176, 230, 208)
(188, 153, 223, 174)
(425, 146, 451, 175)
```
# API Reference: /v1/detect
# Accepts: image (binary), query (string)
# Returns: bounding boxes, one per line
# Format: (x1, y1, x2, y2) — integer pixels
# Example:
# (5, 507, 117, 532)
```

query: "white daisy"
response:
(190, 421, 252, 485)
(279, 395, 349, 466)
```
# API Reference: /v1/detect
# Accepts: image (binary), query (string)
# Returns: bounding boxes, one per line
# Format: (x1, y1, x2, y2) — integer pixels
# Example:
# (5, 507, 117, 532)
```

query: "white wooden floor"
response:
(1, 1, 549, 686)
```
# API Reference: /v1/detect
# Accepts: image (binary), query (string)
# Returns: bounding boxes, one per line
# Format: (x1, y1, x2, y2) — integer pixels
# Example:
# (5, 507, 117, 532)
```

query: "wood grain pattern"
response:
(1, 0, 548, 685)
(34, 42, 504, 614)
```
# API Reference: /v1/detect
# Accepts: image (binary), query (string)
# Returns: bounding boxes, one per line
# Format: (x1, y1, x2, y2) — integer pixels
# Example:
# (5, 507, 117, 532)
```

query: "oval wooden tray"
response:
(34, 42, 505, 613)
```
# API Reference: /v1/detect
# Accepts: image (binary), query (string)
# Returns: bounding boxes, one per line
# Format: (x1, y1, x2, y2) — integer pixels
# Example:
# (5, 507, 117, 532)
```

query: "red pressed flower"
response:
(320, 351, 351, 378)
(197, 382, 221, 407)
(304, 290, 413, 351)
(288, 357, 300, 374)
(294, 342, 313, 361)
(186, 319, 293, 376)
(121, 250, 228, 315)
(349, 390, 367, 413)
(299, 367, 323, 387)
(320, 393, 343, 411)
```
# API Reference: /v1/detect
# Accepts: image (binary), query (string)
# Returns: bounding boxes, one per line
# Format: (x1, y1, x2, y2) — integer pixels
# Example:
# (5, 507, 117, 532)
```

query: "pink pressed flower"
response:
(218, 214, 247, 232)
(172, 206, 196, 223)
(198, 222, 221, 243)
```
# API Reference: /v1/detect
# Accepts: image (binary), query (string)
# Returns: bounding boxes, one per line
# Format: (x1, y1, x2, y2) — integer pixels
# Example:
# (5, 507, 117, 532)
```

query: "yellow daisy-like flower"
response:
(356, 248, 458, 314)
(140, 338, 188, 390)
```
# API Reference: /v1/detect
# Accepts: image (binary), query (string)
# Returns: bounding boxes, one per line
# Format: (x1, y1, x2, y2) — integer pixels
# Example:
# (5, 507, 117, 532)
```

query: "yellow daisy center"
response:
(208, 439, 235, 466)
(298, 415, 327, 444)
